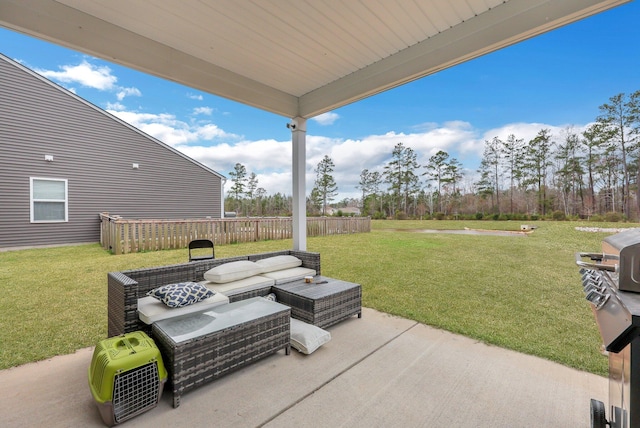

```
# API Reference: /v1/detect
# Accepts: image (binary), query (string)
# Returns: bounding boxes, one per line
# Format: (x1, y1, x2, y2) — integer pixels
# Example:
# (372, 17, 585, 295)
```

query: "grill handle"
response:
(575, 252, 617, 272)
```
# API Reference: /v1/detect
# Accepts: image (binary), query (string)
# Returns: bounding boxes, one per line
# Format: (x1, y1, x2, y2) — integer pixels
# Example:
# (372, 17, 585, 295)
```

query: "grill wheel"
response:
(590, 398, 608, 428)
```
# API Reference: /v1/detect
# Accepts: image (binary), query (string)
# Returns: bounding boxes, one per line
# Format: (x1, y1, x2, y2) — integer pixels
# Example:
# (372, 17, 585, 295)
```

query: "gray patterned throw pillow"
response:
(147, 282, 215, 308)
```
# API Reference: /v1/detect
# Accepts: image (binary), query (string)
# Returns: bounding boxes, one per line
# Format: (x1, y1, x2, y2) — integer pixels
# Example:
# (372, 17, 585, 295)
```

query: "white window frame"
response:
(30, 177, 68, 223)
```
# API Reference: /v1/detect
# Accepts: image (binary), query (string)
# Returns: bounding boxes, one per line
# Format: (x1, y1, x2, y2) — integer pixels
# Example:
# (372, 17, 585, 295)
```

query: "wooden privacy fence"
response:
(99, 213, 371, 255)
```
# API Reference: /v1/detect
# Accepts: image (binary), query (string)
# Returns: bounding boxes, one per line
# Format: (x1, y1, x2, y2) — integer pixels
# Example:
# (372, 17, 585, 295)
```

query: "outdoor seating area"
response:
(104, 249, 362, 420)
(107, 249, 362, 335)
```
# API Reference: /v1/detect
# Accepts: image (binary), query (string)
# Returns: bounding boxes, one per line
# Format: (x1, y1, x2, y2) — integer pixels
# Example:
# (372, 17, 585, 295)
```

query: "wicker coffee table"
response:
(152, 297, 290, 407)
(272, 276, 361, 329)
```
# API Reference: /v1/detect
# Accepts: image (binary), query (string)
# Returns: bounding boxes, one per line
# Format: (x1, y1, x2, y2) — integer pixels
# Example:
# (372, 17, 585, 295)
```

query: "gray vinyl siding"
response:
(0, 54, 224, 248)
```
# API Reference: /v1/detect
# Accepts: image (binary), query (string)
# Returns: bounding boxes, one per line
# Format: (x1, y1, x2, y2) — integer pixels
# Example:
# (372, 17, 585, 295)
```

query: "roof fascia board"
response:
(298, 0, 629, 118)
(0, 0, 299, 117)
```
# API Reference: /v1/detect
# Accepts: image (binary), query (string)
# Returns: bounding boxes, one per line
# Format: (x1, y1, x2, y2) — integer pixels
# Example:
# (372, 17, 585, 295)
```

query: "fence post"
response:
(115, 221, 122, 255)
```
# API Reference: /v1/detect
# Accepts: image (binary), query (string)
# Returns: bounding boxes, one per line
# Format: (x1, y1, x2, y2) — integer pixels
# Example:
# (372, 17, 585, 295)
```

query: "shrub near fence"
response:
(99, 213, 371, 254)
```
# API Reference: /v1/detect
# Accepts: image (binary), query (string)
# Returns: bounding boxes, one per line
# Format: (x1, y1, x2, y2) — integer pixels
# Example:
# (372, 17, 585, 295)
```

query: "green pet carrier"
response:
(88, 331, 167, 426)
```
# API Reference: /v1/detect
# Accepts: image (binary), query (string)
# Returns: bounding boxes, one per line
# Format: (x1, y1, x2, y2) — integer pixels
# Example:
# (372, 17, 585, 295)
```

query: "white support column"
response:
(289, 117, 307, 251)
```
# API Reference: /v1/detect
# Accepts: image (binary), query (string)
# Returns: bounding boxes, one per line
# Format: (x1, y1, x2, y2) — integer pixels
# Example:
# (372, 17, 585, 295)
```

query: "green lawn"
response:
(0, 220, 622, 375)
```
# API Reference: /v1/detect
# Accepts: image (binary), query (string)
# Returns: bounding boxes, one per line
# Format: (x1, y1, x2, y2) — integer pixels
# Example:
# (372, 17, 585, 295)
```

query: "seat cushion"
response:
(254, 255, 302, 273)
(203, 260, 263, 283)
(290, 318, 331, 354)
(259, 267, 316, 284)
(137, 293, 229, 324)
(200, 275, 275, 295)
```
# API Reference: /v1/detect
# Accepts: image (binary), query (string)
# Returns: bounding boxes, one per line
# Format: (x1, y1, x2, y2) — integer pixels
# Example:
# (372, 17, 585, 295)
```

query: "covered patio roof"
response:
(0, 0, 629, 249)
(0, 0, 628, 119)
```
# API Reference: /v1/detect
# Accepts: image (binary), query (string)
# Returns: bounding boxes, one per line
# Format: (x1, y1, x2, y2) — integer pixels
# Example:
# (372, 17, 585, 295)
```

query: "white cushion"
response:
(254, 255, 302, 273)
(137, 293, 229, 324)
(203, 260, 263, 283)
(200, 276, 275, 295)
(259, 267, 316, 284)
(290, 318, 331, 354)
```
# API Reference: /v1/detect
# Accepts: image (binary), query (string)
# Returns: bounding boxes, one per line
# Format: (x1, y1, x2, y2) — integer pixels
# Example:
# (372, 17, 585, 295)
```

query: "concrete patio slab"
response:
(0, 308, 606, 427)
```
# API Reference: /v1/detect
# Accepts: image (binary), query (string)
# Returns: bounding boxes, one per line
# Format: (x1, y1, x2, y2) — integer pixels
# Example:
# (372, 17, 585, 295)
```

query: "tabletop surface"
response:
(272, 276, 360, 299)
(153, 297, 289, 343)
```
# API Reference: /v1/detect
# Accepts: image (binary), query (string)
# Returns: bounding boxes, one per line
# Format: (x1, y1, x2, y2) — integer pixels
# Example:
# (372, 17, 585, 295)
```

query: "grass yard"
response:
(0, 220, 624, 375)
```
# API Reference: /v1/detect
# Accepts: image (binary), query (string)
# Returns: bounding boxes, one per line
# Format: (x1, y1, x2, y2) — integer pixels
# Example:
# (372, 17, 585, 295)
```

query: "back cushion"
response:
(254, 255, 302, 273)
(203, 260, 263, 283)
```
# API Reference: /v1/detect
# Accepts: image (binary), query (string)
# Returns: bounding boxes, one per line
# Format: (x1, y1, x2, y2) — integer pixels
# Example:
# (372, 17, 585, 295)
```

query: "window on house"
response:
(30, 178, 68, 222)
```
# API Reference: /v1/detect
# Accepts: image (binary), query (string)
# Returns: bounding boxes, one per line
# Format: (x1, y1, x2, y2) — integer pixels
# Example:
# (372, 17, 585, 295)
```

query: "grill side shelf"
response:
(575, 252, 617, 272)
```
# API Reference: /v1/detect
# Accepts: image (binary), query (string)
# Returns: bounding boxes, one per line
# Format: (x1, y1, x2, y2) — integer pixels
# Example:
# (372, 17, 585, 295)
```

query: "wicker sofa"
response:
(107, 250, 321, 337)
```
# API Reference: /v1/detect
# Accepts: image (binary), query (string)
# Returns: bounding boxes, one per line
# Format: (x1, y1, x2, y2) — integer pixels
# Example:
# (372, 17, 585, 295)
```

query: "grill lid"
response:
(603, 229, 640, 292)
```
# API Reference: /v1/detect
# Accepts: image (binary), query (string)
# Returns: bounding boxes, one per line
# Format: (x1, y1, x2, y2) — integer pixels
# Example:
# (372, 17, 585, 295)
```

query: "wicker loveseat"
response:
(107, 250, 321, 337)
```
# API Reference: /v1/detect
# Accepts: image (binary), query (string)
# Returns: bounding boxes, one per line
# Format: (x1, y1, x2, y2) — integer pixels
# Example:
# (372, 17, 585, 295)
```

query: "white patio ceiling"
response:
(0, 0, 630, 119)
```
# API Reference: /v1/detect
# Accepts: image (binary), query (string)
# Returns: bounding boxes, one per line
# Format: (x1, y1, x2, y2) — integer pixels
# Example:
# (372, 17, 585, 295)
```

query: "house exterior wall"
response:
(0, 54, 224, 248)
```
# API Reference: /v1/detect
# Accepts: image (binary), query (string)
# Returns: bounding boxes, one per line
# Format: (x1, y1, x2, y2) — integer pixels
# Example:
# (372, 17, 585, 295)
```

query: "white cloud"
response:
(179, 139, 291, 173)
(193, 106, 213, 115)
(180, 125, 484, 200)
(298, 121, 590, 200)
(107, 109, 239, 146)
(36, 59, 143, 102)
(107, 102, 590, 201)
(480, 122, 586, 145)
(116, 87, 142, 100)
(187, 93, 204, 100)
(197, 123, 228, 139)
(312, 111, 339, 125)
(106, 101, 127, 110)
(37, 60, 117, 90)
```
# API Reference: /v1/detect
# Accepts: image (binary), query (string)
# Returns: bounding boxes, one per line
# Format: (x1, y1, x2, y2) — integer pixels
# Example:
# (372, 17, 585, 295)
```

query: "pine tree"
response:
(475, 157, 496, 213)
(444, 157, 464, 214)
(581, 123, 610, 214)
(245, 172, 259, 216)
(524, 129, 554, 215)
(228, 163, 247, 214)
(554, 128, 584, 216)
(314, 155, 338, 215)
(423, 150, 450, 212)
(357, 169, 373, 215)
(501, 134, 525, 214)
(382, 143, 420, 216)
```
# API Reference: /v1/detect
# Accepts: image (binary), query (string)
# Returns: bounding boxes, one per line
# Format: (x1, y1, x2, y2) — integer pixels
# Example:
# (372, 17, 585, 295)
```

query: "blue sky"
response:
(1, 1, 639, 201)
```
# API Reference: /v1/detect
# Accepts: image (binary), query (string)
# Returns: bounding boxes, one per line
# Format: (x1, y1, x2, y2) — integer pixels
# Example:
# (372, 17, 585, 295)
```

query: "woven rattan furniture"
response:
(108, 250, 320, 336)
(272, 276, 361, 329)
(152, 297, 291, 408)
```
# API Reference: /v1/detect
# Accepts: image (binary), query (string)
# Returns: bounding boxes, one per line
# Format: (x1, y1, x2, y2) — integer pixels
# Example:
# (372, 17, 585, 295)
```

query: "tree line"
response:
(224, 155, 339, 217)
(226, 91, 640, 220)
